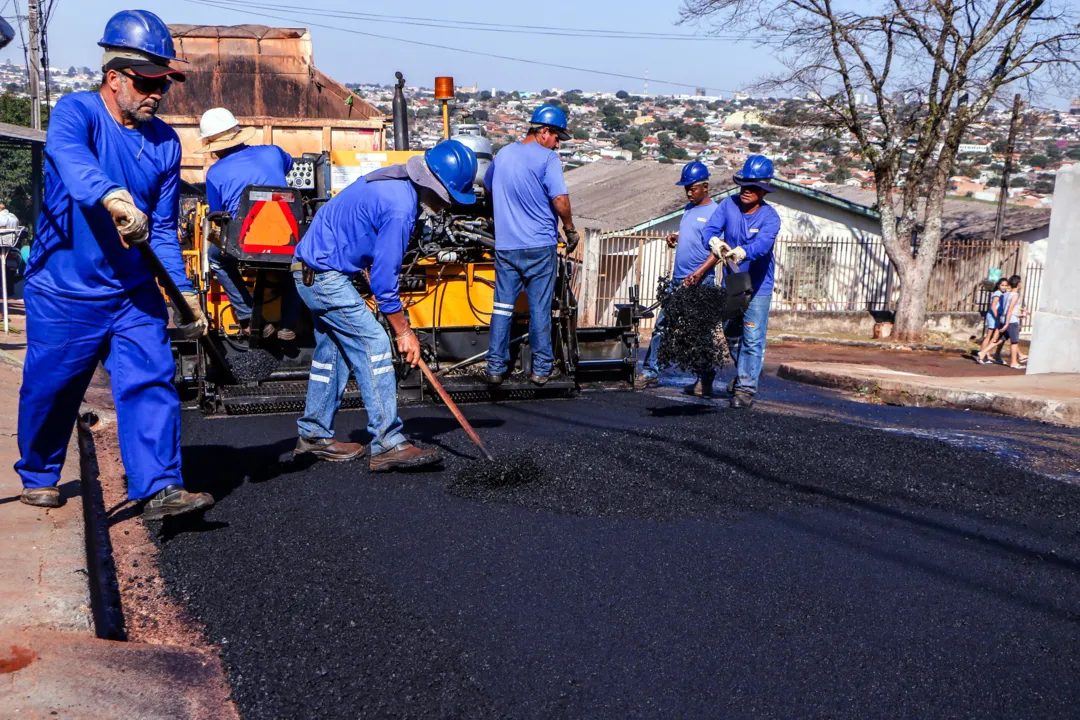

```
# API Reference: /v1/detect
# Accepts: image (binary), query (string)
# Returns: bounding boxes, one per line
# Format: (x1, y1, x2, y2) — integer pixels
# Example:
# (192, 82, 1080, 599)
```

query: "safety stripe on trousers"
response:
(492, 309, 513, 317)
(309, 373, 331, 383)
(311, 360, 333, 370)
(370, 352, 392, 362)
(373, 365, 395, 376)
(493, 301, 514, 309)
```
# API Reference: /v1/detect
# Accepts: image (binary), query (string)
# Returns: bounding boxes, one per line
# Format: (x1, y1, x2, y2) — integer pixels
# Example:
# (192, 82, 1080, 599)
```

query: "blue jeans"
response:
(17, 281, 182, 500)
(724, 292, 772, 396)
(208, 244, 253, 321)
(642, 276, 715, 383)
(487, 247, 557, 377)
(292, 270, 406, 455)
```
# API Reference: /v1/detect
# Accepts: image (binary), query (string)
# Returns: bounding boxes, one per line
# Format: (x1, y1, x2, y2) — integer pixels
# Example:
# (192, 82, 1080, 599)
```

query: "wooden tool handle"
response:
(417, 359, 494, 461)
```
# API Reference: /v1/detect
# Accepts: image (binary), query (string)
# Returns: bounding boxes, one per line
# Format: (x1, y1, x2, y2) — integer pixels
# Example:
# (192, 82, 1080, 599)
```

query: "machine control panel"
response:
(286, 157, 317, 190)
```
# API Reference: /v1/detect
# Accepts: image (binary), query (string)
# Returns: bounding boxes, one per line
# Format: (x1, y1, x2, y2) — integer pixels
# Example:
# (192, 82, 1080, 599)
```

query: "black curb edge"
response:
(77, 411, 128, 641)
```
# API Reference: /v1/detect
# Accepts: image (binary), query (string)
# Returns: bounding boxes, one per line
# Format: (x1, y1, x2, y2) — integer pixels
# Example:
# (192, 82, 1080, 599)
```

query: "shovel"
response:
(720, 258, 752, 321)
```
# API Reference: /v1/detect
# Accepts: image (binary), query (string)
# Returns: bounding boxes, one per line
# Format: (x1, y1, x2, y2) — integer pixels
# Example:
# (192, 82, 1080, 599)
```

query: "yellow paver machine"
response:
(172, 75, 643, 415)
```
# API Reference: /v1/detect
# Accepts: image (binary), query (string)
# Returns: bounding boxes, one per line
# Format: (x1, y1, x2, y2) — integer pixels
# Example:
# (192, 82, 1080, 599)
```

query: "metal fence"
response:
(582, 229, 1043, 334)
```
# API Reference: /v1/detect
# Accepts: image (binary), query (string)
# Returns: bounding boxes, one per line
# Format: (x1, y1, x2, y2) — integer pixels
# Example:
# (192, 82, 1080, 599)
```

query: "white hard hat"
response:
(199, 107, 239, 139)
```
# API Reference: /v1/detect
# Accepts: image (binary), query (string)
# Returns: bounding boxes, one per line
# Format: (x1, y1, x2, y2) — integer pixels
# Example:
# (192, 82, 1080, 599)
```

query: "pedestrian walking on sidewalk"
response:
(976, 277, 1008, 364)
(999, 275, 1028, 369)
(16, 10, 213, 519)
(290, 140, 478, 471)
(484, 104, 579, 386)
(685, 155, 782, 409)
(641, 160, 717, 394)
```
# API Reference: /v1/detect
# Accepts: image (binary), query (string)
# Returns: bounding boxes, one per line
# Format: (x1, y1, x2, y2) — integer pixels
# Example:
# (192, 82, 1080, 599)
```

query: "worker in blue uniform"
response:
(686, 155, 782, 409)
(483, 104, 579, 386)
(641, 161, 718, 394)
(199, 106, 300, 341)
(17, 10, 214, 519)
(290, 139, 477, 471)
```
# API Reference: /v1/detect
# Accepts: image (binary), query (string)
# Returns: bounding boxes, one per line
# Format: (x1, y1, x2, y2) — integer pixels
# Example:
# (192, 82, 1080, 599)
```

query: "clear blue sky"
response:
(0, 0, 775, 95)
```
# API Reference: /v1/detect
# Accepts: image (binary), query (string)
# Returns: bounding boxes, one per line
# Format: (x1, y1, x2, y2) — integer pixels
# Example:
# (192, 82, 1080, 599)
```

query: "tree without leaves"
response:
(681, 0, 1080, 341)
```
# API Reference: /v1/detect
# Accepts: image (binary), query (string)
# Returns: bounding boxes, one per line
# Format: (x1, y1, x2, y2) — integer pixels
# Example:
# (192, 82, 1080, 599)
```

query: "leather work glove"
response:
(207, 224, 222, 248)
(172, 291, 209, 338)
(725, 246, 747, 263)
(708, 237, 731, 259)
(563, 227, 581, 254)
(102, 188, 148, 248)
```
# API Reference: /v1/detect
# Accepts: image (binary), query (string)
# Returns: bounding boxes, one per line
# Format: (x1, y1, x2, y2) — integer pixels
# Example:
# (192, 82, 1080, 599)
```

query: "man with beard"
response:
(16, 10, 213, 519)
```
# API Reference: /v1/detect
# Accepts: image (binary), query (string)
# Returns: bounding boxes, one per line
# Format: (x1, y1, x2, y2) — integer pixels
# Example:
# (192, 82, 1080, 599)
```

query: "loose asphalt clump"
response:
(154, 393, 1080, 719)
(655, 280, 729, 374)
(228, 348, 279, 383)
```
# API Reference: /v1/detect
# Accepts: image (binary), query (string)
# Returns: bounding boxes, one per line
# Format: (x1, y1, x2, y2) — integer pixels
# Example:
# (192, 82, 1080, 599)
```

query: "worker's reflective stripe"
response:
(370, 352, 392, 362)
(311, 360, 333, 370)
(372, 365, 395, 375)
(492, 309, 513, 317)
(493, 301, 514, 310)
(309, 373, 331, 383)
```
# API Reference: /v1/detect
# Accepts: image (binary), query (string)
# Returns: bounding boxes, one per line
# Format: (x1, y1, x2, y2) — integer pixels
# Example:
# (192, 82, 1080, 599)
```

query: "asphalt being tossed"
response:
(155, 390, 1080, 719)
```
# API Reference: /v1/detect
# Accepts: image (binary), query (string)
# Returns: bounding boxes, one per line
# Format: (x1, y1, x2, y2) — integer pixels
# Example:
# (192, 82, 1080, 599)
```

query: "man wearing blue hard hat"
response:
(686, 155, 782, 409)
(16, 10, 214, 519)
(290, 139, 478, 471)
(483, 103, 579, 386)
(641, 160, 718, 393)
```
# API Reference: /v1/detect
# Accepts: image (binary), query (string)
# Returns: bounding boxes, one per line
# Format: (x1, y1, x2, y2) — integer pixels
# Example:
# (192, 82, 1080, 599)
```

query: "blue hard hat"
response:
(529, 104, 571, 140)
(676, 160, 710, 186)
(425, 139, 478, 205)
(733, 154, 776, 193)
(98, 10, 181, 63)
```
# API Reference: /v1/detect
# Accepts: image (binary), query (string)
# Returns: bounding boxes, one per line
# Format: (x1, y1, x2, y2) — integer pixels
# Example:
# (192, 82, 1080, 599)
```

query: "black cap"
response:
(104, 56, 185, 82)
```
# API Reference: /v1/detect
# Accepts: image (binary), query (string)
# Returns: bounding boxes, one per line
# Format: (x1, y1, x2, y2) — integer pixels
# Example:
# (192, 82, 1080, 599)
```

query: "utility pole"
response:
(993, 94, 1023, 243)
(27, 0, 41, 130)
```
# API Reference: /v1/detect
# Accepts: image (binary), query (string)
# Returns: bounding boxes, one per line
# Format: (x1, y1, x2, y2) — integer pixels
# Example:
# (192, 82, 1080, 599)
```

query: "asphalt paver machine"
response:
(172, 75, 642, 415)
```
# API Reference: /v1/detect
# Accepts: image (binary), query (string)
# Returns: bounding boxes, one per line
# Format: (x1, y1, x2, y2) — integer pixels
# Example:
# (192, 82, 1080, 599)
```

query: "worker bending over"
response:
(484, 104, 579, 386)
(199, 107, 300, 341)
(290, 140, 478, 470)
(686, 155, 781, 409)
(641, 160, 717, 394)
(17, 10, 213, 519)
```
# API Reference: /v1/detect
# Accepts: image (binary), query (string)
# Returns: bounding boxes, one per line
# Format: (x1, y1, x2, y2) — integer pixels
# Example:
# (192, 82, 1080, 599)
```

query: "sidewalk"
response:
(778, 361, 1080, 427)
(0, 300, 233, 718)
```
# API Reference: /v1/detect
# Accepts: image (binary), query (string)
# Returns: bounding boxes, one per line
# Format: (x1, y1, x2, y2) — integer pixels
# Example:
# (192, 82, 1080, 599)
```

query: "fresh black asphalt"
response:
(156, 386, 1080, 719)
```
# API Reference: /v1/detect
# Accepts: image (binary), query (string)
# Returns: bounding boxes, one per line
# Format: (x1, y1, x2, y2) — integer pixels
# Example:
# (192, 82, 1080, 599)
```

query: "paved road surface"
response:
(156, 380, 1080, 719)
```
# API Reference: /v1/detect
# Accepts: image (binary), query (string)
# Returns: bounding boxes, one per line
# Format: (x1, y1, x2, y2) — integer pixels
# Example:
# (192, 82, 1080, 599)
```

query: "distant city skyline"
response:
(0, 0, 774, 97)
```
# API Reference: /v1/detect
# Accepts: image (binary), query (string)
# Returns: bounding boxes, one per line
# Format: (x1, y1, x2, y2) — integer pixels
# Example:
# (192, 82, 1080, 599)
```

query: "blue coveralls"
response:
(17, 92, 192, 500)
(483, 141, 568, 378)
(205, 144, 294, 324)
(701, 195, 782, 396)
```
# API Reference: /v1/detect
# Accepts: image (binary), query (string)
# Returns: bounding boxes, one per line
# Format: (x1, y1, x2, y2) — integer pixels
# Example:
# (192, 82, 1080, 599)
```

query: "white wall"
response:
(1027, 164, 1080, 374)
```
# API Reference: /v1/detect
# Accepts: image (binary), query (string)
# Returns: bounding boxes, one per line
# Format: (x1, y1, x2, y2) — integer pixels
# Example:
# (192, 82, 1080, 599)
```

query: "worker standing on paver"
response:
(641, 160, 717, 394)
(199, 106, 300, 341)
(290, 140, 478, 470)
(484, 104, 579, 386)
(16, 10, 214, 518)
(686, 155, 781, 409)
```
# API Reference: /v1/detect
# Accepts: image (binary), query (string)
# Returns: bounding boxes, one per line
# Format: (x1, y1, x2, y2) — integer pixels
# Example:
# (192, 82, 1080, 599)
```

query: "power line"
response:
(197, 0, 750, 42)
(181, 0, 739, 94)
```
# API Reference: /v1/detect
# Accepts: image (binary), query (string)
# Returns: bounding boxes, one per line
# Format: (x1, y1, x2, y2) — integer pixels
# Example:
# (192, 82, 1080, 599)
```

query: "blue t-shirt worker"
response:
(17, 10, 213, 519)
(289, 139, 477, 471)
(200, 106, 297, 339)
(642, 160, 717, 392)
(686, 155, 783, 409)
(483, 104, 579, 386)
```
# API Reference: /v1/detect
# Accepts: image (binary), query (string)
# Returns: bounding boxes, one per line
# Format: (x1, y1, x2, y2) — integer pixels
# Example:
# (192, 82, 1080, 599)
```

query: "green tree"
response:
(562, 92, 584, 105)
(1028, 154, 1049, 168)
(1010, 176, 1028, 187)
(479, 90, 492, 101)
(616, 90, 630, 99)
(572, 126, 590, 140)
(686, 124, 709, 143)
(0, 94, 48, 239)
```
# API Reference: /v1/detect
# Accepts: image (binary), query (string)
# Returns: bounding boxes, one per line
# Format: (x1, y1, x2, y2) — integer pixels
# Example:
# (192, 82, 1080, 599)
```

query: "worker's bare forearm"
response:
(384, 310, 410, 337)
(696, 255, 720, 276)
(553, 195, 574, 230)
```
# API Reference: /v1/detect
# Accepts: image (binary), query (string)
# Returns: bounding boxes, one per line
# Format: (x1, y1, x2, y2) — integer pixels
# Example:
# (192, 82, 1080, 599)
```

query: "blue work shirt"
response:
(206, 144, 293, 217)
(294, 174, 417, 315)
(484, 141, 568, 251)
(26, 91, 192, 297)
(701, 196, 782, 294)
(672, 200, 716, 281)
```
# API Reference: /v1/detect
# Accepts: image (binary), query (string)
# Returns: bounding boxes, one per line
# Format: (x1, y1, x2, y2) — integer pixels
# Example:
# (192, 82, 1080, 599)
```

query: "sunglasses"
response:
(119, 70, 171, 96)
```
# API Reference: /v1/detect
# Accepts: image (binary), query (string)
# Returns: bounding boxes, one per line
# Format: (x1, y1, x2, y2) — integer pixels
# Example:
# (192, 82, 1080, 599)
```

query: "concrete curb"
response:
(777, 362, 1080, 428)
(770, 334, 969, 355)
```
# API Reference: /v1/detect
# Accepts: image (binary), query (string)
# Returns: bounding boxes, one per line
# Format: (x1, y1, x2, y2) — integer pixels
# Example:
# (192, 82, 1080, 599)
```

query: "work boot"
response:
(486, 372, 505, 386)
(370, 442, 442, 473)
(20, 486, 61, 508)
(700, 381, 716, 399)
(730, 391, 754, 410)
(294, 436, 366, 462)
(529, 368, 561, 386)
(142, 485, 215, 521)
(640, 375, 660, 389)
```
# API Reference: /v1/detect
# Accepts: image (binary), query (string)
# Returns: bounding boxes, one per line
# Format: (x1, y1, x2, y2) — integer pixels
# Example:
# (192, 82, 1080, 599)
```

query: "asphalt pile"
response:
(156, 393, 1080, 719)
(655, 281, 729, 373)
(228, 348, 279, 383)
